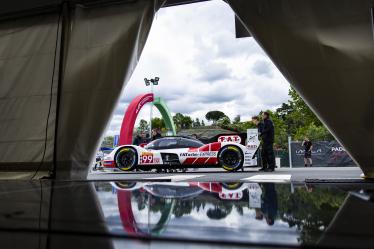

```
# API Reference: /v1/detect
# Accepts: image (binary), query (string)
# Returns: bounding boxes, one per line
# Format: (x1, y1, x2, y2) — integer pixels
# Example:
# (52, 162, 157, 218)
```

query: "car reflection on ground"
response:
(95, 181, 347, 246)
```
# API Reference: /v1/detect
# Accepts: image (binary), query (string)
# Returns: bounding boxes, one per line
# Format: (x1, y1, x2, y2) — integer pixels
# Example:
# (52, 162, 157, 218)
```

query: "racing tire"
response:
(115, 147, 138, 171)
(218, 145, 244, 172)
(115, 181, 137, 189)
(221, 182, 243, 190)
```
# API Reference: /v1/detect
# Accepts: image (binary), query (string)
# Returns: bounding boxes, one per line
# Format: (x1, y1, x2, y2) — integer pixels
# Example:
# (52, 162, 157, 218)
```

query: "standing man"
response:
(252, 116, 264, 170)
(302, 137, 313, 167)
(260, 183, 278, 226)
(261, 112, 276, 172)
(151, 128, 162, 141)
(133, 131, 145, 145)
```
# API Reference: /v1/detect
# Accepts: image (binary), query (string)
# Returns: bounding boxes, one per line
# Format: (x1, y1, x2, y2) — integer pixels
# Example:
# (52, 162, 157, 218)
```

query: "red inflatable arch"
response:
(119, 93, 154, 145)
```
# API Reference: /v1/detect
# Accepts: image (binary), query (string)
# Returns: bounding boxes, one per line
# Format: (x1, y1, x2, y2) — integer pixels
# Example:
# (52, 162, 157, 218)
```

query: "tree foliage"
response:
(193, 118, 201, 127)
(173, 113, 193, 130)
(138, 119, 149, 133)
(233, 115, 241, 124)
(205, 111, 226, 124)
(101, 136, 114, 148)
(151, 117, 165, 130)
(200, 88, 333, 148)
(276, 88, 333, 142)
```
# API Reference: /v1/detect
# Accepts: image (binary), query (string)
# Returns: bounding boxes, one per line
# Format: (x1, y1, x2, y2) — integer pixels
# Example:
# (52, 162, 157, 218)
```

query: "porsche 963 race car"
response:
(103, 133, 260, 172)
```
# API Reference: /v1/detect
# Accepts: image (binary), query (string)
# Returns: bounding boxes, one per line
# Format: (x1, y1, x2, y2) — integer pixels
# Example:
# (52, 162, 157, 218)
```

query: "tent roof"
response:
(0, 0, 209, 21)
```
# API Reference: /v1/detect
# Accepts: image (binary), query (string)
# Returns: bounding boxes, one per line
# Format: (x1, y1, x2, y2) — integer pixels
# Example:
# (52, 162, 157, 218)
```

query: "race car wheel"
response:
(221, 182, 243, 190)
(115, 181, 137, 189)
(115, 147, 138, 171)
(218, 145, 243, 171)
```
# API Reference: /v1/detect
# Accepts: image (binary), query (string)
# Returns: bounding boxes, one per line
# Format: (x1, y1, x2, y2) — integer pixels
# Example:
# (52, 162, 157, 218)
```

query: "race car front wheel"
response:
(218, 145, 243, 171)
(115, 147, 138, 171)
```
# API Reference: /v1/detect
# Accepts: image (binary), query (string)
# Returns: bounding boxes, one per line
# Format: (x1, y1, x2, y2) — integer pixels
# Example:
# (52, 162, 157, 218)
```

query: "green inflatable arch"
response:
(153, 97, 176, 136)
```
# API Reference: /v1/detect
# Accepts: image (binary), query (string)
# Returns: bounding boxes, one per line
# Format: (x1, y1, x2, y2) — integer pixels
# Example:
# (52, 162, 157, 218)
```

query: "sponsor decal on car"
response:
(218, 135, 241, 143)
(140, 152, 155, 164)
(180, 152, 217, 157)
(219, 192, 243, 200)
(246, 144, 258, 150)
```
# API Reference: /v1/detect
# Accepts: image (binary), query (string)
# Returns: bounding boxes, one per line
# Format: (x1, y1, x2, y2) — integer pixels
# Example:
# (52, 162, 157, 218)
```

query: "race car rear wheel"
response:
(114, 181, 137, 189)
(218, 145, 243, 171)
(115, 147, 138, 171)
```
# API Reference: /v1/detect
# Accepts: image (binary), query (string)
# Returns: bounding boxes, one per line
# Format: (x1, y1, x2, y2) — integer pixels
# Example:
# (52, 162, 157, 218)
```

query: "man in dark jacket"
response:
(252, 116, 264, 170)
(151, 128, 162, 141)
(261, 112, 275, 172)
(261, 183, 278, 225)
(133, 131, 145, 145)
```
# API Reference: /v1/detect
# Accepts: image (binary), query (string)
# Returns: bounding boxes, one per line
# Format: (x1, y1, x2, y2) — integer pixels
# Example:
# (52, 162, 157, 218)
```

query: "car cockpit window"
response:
(144, 140, 158, 149)
(158, 139, 178, 148)
(180, 138, 204, 148)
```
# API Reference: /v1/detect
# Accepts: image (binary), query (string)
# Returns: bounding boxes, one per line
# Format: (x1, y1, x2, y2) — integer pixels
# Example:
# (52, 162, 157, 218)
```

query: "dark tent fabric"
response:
(0, 13, 59, 176)
(55, 1, 159, 179)
(227, 0, 374, 177)
(0, 0, 160, 179)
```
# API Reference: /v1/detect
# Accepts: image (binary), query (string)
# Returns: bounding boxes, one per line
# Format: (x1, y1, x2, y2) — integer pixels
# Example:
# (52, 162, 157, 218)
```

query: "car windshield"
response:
(158, 139, 178, 147)
(145, 137, 204, 150)
(144, 140, 157, 149)
(180, 138, 204, 148)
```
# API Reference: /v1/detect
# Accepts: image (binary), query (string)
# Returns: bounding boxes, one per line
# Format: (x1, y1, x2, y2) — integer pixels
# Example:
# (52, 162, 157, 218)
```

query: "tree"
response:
(274, 88, 333, 142)
(181, 116, 193, 129)
(205, 111, 226, 124)
(173, 113, 193, 130)
(217, 116, 231, 128)
(288, 88, 322, 126)
(294, 123, 333, 141)
(173, 113, 184, 130)
(101, 136, 114, 147)
(138, 119, 149, 133)
(193, 118, 201, 127)
(201, 120, 205, 126)
(233, 115, 241, 124)
(151, 117, 165, 130)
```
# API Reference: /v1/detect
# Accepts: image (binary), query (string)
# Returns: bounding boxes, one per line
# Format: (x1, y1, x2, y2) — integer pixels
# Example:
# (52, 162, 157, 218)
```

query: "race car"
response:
(103, 134, 259, 172)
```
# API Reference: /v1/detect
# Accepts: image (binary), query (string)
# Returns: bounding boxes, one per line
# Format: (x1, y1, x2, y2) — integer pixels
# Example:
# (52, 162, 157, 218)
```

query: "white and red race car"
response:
(103, 133, 259, 172)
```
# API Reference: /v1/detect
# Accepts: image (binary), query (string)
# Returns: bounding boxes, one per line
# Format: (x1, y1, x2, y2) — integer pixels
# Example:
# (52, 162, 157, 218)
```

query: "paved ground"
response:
(88, 167, 363, 183)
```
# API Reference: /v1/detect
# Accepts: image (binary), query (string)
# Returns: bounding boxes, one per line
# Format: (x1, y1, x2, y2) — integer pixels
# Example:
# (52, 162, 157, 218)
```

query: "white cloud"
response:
(104, 0, 290, 136)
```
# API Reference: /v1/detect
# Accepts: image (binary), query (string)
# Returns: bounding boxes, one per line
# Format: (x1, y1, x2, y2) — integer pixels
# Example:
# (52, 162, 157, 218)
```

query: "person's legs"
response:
(261, 147, 268, 170)
(268, 144, 275, 170)
(258, 147, 265, 170)
(305, 153, 312, 166)
(304, 157, 308, 167)
(264, 143, 275, 171)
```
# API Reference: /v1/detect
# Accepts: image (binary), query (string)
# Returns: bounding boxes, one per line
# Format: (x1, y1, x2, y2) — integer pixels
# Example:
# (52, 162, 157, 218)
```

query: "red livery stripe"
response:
(210, 142, 221, 151)
(103, 160, 115, 168)
(193, 157, 209, 165)
(205, 157, 218, 165)
(183, 158, 196, 165)
(188, 148, 198, 152)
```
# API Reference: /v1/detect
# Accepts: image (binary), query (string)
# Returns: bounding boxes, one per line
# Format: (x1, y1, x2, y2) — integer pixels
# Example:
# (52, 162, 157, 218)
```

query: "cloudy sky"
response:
(105, 0, 290, 136)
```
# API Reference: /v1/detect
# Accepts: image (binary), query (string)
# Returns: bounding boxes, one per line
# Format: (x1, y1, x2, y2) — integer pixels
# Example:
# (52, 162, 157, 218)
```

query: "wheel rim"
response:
(115, 181, 137, 189)
(116, 148, 137, 171)
(222, 182, 243, 190)
(219, 146, 242, 170)
(222, 150, 239, 165)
